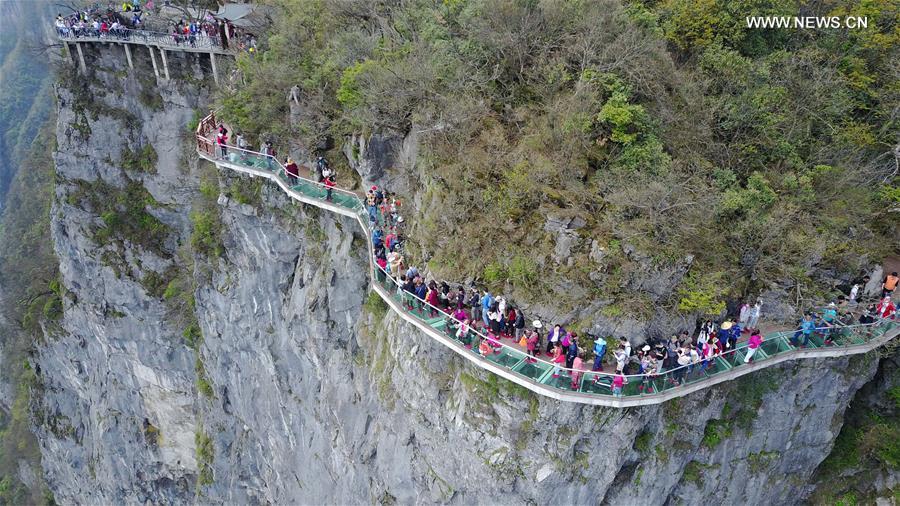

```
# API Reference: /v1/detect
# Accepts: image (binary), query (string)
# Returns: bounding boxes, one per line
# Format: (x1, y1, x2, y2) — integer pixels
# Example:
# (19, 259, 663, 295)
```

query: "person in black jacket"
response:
(514, 309, 525, 341)
(565, 334, 579, 369)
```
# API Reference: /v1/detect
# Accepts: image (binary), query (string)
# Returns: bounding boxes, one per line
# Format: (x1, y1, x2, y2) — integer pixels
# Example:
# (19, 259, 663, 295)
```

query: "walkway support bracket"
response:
(75, 42, 87, 74)
(148, 46, 160, 79)
(210, 52, 220, 86)
(123, 43, 134, 69)
(159, 47, 171, 80)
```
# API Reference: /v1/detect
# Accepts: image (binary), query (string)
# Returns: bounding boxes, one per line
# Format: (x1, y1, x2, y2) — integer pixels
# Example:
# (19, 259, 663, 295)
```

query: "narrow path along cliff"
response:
(196, 113, 900, 407)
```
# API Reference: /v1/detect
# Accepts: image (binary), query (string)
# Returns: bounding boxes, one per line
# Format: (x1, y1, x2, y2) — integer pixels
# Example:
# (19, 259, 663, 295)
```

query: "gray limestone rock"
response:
(29, 41, 898, 506)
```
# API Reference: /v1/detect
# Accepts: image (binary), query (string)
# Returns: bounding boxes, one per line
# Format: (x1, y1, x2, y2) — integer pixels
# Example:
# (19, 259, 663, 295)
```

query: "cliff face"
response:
(35, 43, 894, 504)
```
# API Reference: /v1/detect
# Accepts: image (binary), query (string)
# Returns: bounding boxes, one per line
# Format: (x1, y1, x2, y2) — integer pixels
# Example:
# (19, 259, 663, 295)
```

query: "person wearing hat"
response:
(718, 321, 733, 350)
(592, 336, 607, 371)
(639, 348, 652, 375)
(530, 320, 543, 356)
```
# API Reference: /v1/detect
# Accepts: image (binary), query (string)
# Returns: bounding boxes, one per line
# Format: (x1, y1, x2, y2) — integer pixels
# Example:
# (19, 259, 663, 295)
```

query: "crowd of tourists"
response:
(55, 9, 141, 39)
(365, 203, 898, 396)
(204, 120, 897, 397)
(53, 4, 259, 52)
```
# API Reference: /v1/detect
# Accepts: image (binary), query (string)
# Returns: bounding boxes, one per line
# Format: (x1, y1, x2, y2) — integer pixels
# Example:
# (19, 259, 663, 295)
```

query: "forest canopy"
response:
(219, 0, 899, 314)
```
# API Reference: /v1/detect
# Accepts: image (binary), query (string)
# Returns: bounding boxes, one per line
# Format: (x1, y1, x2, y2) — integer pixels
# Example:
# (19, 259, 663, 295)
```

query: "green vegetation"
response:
(190, 210, 225, 258)
(701, 418, 732, 448)
(143, 421, 161, 447)
(190, 173, 225, 259)
(121, 144, 158, 174)
(195, 358, 214, 398)
(68, 177, 171, 258)
(0, 0, 52, 207)
(812, 353, 900, 502)
(682, 460, 704, 484)
(677, 272, 727, 316)
(459, 369, 531, 409)
(364, 291, 388, 321)
(137, 75, 163, 111)
(0, 118, 57, 502)
(186, 109, 202, 133)
(634, 431, 653, 453)
(194, 427, 214, 486)
(218, 0, 898, 315)
(223, 178, 264, 208)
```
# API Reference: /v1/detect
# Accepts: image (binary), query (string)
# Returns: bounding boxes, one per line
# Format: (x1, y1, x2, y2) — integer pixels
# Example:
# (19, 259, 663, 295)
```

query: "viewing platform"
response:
(56, 29, 231, 83)
(195, 114, 899, 407)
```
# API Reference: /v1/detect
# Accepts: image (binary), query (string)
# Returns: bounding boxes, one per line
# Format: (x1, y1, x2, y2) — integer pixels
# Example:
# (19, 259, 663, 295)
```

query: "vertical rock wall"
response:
(34, 42, 891, 505)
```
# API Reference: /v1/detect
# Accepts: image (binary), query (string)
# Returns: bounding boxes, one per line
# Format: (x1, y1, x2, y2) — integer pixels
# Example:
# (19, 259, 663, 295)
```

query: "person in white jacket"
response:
(747, 300, 762, 332)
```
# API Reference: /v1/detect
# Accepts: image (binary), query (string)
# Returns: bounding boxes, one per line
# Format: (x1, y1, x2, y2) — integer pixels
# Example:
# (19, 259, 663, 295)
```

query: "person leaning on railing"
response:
(195, 110, 898, 397)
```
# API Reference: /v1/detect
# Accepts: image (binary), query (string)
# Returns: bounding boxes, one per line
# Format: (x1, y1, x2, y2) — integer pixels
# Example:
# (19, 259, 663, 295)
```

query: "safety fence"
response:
(195, 112, 900, 403)
(56, 27, 225, 52)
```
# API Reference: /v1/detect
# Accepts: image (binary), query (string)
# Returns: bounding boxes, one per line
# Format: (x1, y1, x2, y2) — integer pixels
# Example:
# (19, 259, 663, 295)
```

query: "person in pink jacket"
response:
(570, 355, 585, 390)
(611, 373, 626, 397)
(744, 330, 763, 363)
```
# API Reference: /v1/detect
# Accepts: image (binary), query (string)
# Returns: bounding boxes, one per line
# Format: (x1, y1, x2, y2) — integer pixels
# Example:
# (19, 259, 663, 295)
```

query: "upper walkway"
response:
(56, 27, 232, 55)
(194, 113, 899, 407)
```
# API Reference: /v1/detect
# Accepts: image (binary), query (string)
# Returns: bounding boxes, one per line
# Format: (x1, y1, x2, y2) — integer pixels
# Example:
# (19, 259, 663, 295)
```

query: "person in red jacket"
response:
(324, 175, 335, 201)
(876, 296, 896, 319)
(216, 132, 228, 158)
(284, 158, 299, 185)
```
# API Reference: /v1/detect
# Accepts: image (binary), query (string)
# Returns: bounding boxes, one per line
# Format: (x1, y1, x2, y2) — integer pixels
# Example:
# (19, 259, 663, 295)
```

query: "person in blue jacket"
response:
(592, 336, 607, 371)
(480, 291, 493, 327)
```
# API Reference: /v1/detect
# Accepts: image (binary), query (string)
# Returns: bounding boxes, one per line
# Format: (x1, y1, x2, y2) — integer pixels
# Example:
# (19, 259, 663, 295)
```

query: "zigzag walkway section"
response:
(194, 113, 900, 407)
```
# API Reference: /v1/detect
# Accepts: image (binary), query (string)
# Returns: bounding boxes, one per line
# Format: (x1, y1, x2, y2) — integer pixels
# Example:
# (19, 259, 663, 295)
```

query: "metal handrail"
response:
(194, 111, 899, 398)
(55, 27, 224, 51)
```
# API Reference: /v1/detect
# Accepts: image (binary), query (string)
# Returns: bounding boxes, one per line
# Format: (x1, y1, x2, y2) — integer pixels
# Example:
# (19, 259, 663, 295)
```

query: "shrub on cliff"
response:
(217, 0, 898, 315)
